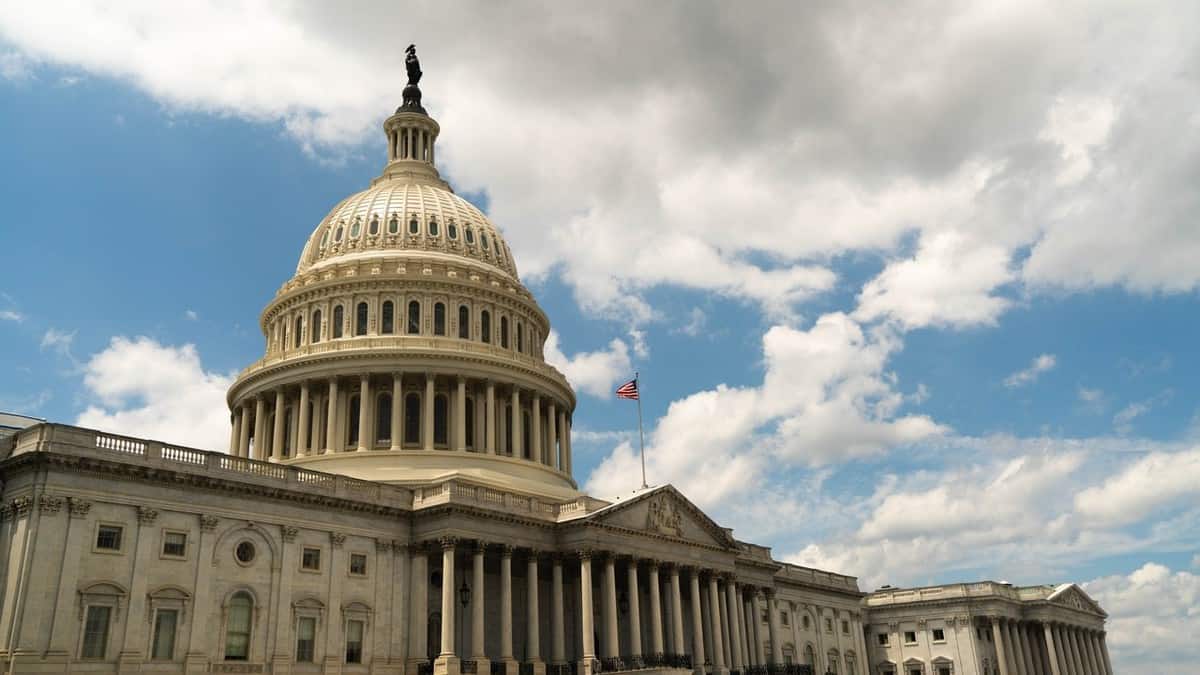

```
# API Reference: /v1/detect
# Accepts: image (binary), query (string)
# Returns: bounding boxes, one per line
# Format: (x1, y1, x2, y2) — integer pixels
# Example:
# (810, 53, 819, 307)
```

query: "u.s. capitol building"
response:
(0, 55, 1112, 675)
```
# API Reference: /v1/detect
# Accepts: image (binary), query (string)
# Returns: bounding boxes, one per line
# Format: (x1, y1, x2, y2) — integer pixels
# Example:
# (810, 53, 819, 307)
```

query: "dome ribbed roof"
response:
(296, 179, 518, 279)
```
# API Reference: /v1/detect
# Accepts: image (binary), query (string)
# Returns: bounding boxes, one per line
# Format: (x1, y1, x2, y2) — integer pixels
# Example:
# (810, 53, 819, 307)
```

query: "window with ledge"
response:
(346, 619, 365, 663)
(465, 397, 475, 448)
(781, 611, 790, 626)
(434, 395, 449, 446)
(842, 619, 850, 634)
(81, 605, 112, 658)
(932, 628, 945, 643)
(904, 631, 918, 645)
(381, 301, 394, 334)
(224, 592, 253, 660)
(409, 215, 419, 235)
(334, 224, 344, 242)
(448, 221, 458, 240)
(320, 229, 330, 249)
(428, 216, 440, 237)
(349, 218, 361, 239)
(162, 531, 187, 558)
(296, 616, 317, 662)
(434, 302, 446, 336)
(301, 547, 322, 571)
(481, 311, 491, 343)
(311, 309, 322, 343)
(803, 615, 811, 630)
(458, 305, 470, 339)
(407, 301, 421, 335)
(350, 553, 368, 576)
(347, 395, 360, 446)
(333, 306, 344, 339)
(481, 233, 489, 250)
(500, 316, 509, 348)
(824, 618, 833, 633)
(405, 393, 421, 445)
(878, 633, 889, 646)
(96, 524, 123, 552)
(151, 609, 178, 660)
(517, 321, 524, 353)
(465, 227, 475, 245)
(294, 315, 303, 348)
(389, 215, 400, 234)
(376, 394, 392, 443)
(369, 216, 379, 236)
(355, 302, 368, 336)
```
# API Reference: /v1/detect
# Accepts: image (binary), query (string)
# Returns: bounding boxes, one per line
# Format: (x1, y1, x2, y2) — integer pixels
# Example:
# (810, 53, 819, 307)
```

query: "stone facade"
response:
(0, 66, 1110, 675)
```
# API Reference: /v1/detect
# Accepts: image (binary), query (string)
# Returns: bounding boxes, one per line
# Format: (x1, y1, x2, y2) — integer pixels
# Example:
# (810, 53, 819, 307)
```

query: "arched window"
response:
(404, 394, 421, 446)
(434, 395, 448, 446)
(522, 411, 531, 459)
(517, 321, 523, 353)
(355, 302, 368, 336)
(805, 645, 815, 667)
(311, 309, 322, 343)
(369, 216, 379, 236)
(465, 397, 475, 449)
(465, 227, 475, 245)
(500, 317, 509, 349)
(332, 306, 344, 339)
(294, 315, 303, 348)
(827, 650, 840, 674)
(347, 395, 360, 446)
(282, 407, 293, 456)
(389, 214, 399, 234)
(381, 301, 395, 334)
(334, 224, 344, 242)
(428, 217, 440, 237)
(376, 394, 392, 443)
(407, 301, 421, 335)
(409, 215, 419, 235)
(320, 229, 329, 248)
(349, 218, 361, 239)
(224, 592, 253, 660)
(434, 303, 446, 336)
(280, 323, 288, 351)
(458, 306, 470, 339)
(480, 311, 491, 343)
(448, 221, 458, 240)
(481, 233, 490, 250)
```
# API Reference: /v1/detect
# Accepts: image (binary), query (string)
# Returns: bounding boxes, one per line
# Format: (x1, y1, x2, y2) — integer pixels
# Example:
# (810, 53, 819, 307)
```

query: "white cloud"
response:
(0, 310, 23, 322)
(1112, 390, 1172, 435)
(1074, 448, 1200, 527)
(184, 309, 198, 320)
(0, 50, 33, 81)
(676, 308, 707, 338)
(74, 336, 235, 451)
(1003, 353, 1057, 388)
(543, 330, 633, 399)
(1084, 563, 1200, 675)
(39, 328, 77, 364)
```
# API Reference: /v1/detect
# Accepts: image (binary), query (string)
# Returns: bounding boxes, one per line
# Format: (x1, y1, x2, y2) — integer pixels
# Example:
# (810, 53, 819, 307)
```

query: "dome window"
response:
(320, 229, 330, 249)
(355, 302, 368, 336)
(434, 395, 449, 446)
(464, 227, 475, 245)
(334, 223, 344, 242)
(404, 393, 421, 445)
(376, 393, 392, 443)
(407, 301, 421, 335)
(481, 311, 491, 344)
(347, 395, 360, 446)
(517, 321, 523, 353)
(350, 218, 362, 239)
(481, 233, 489, 250)
(389, 214, 400, 235)
(311, 309, 322, 343)
(447, 221, 458, 240)
(409, 215, 419, 235)
(434, 302, 446, 336)
(458, 305, 470, 339)
(369, 216, 380, 236)
(332, 305, 344, 339)
(500, 317, 509, 349)
(428, 217, 440, 237)
(381, 301, 395, 334)
(294, 316, 303, 348)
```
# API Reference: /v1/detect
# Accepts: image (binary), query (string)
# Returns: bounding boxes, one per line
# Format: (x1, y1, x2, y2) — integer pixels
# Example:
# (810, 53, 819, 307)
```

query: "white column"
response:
(531, 393, 542, 463)
(486, 381, 496, 454)
(670, 566, 686, 659)
(627, 560, 643, 658)
(358, 374, 371, 451)
(552, 556, 566, 664)
(1099, 632, 1114, 675)
(527, 552, 542, 663)
(296, 382, 310, 455)
(456, 376, 467, 451)
(580, 552, 597, 670)
(228, 409, 241, 455)
(649, 562, 665, 655)
(391, 372, 403, 451)
(767, 592, 783, 664)
(563, 413, 573, 474)
(1018, 621, 1035, 675)
(501, 546, 514, 662)
(689, 570, 706, 673)
(238, 402, 252, 457)
(603, 555, 620, 658)
(472, 544, 487, 660)
(325, 377, 339, 453)
(707, 576, 726, 674)
(547, 403, 558, 468)
(252, 395, 266, 459)
(1081, 630, 1099, 675)
(440, 540, 457, 658)
(409, 547, 430, 665)
(725, 581, 744, 671)
(1067, 628, 1084, 675)
(424, 373, 435, 450)
(1052, 624, 1071, 675)
(1043, 624, 1063, 675)
(993, 619, 1012, 675)
(511, 387, 521, 456)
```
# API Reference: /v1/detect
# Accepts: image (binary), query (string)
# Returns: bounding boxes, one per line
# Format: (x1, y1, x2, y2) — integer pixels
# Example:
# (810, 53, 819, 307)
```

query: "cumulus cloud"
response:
(0, 310, 23, 322)
(543, 330, 633, 399)
(1084, 563, 1200, 675)
(1074, 448, 1200, 527)
(75, 336, 235, 451)
(1003, 353, 1057, 388)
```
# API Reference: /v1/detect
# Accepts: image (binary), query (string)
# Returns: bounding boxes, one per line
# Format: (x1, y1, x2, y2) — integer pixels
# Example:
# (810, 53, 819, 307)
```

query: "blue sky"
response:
(2, 4, 1200, 673)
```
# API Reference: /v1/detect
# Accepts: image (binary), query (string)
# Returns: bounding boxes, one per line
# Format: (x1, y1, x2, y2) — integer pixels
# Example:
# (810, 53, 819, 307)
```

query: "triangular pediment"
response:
(1048, 584, 1106, 616)
(584, 485, 736, 549)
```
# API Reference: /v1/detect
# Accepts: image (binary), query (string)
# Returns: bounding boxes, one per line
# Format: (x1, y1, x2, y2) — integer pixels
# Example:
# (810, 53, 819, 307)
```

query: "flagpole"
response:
(635, 371, 647, 489)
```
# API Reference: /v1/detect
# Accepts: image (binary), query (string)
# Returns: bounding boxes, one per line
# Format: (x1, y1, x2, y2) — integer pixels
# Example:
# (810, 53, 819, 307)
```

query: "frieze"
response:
(68, 497, 92, 518)
(11, 497, 33, 518)
(38, 494, 64, 515)
(645, 494, 683, 537)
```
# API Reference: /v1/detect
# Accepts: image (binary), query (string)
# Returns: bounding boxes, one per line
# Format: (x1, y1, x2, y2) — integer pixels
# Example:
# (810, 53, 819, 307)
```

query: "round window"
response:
(235, 541, 256, 564)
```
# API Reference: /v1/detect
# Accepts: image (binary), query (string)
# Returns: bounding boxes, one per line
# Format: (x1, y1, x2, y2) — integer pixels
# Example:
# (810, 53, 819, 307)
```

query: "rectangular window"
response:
(932, 628, 946, 642)
(842, 619, 850, 634)
(938, 668, 951, 675)
(349, 553, 367, 576)
(904, 631, 917, 645)
(824, 618, 833, 633)
(346, 619, 364, 664)
(96, 525, 123, 551)
(302, 547, 322, 571)
(910, 669, 922, 675)
(151, 609, 178, 660)
(877, 633, 889, 646)
(162, 531, 187, 558)
(296, 616, 316, 662)
(781, 611, 789, 626)
(81, 605, 111, 658)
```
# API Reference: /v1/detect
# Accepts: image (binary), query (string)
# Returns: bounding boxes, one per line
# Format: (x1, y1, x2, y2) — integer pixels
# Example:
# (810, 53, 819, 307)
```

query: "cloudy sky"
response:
(2, 2, 1199, 671)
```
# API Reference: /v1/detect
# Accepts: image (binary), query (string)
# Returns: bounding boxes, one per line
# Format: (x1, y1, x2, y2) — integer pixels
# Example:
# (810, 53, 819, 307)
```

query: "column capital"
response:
(438, 536, 459, 550)
(576, 548, 594, 561)
(471, 539, 488, 554)
(525, 547, 542, 559)
(499, 544, 515, 558)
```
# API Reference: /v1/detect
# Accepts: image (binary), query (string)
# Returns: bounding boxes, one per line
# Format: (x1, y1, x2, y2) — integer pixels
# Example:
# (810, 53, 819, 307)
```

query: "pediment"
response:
(1048, 584, 1105, 616)
(584, 485, 736, 549)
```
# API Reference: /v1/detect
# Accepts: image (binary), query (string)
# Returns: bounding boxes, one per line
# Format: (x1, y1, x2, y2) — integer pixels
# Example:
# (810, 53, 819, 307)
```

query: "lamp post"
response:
(458, 577, 471, 659)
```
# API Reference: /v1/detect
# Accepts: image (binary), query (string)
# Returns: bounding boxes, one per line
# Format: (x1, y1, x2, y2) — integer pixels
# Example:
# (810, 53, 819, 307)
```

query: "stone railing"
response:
(866, 580, 1026, 606)
(4, 423, 413, 510)
(776, 562, 860, 593)
(411, 480, 607, 522)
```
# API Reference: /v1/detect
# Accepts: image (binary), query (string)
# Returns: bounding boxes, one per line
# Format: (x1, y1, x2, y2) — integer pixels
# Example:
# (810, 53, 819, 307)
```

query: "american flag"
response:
(615, 378, 639, 400)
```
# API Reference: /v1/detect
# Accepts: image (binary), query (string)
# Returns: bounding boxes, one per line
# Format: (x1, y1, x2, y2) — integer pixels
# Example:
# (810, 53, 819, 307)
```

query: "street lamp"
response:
(458, 579, 471, 656)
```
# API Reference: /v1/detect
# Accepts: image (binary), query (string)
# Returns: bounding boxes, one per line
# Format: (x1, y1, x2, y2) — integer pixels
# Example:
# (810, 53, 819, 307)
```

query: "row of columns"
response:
(228, 374, 572, 473)
(991, 617, 1112, 675)
(390, 124, 436, 164)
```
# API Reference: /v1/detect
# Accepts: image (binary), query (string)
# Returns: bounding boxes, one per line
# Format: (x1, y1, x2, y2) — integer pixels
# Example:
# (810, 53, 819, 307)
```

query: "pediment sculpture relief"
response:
(646, 494, 683, 537)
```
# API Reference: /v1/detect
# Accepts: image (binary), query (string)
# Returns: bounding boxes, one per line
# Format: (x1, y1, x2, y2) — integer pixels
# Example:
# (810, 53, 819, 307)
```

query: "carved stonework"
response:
(281, 526, 299, 543)
(391, 540, 408, 554)
(68, 498, 92, 518)
(199, 515, 220, 532)
(330, 532, 346, 548)
(10, 497, 33, 518)
(38, 494, 64, 515)
(646, 494, 683, 537)
(137, 506, 159, 524)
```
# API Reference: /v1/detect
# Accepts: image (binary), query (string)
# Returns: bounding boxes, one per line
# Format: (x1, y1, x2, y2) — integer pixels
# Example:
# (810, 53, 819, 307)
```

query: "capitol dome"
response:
(225, 75, 578, 499)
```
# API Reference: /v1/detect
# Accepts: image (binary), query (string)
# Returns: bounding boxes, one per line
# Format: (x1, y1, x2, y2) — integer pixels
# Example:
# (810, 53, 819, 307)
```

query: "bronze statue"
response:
(400, 44, 425, 113)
